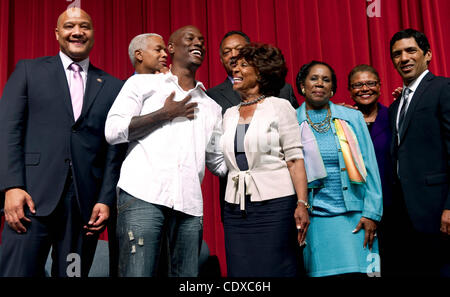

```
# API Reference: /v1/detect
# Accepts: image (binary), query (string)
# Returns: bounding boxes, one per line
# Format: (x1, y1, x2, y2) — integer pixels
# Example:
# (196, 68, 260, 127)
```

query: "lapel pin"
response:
(97, 78, 103, 83)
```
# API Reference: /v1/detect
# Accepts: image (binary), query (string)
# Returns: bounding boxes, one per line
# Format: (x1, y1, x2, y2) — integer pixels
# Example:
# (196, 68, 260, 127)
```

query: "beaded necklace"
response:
(240, 94, 265, 106)
(306, 107, 331, 133)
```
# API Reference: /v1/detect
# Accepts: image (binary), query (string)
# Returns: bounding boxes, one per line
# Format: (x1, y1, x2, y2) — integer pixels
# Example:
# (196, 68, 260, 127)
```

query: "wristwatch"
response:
(297, 199, 312, 210)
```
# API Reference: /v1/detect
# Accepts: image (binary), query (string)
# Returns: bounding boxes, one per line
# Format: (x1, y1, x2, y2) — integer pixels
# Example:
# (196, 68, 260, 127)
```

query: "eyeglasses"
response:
(351, 81, 379, 89)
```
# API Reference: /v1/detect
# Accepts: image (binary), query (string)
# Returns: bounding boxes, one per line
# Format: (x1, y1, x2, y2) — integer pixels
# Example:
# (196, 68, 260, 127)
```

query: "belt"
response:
(232, 171, 252, 211)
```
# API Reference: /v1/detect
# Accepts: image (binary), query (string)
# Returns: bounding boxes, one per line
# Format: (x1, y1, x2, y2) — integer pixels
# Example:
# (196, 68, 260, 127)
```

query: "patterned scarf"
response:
(300, 119, 367, 187)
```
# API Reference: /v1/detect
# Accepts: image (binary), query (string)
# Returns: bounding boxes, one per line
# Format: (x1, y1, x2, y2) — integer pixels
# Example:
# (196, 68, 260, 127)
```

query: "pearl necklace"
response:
(240, 95, 266, 106)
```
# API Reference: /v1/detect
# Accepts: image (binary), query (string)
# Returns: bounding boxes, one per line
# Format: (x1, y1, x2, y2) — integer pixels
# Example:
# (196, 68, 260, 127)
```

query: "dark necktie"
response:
(397, 87, 411, 136)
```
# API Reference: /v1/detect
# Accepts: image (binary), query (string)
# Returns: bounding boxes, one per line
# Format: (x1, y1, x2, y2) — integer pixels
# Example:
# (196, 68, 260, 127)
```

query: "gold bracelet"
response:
(297, 199, 311, 209)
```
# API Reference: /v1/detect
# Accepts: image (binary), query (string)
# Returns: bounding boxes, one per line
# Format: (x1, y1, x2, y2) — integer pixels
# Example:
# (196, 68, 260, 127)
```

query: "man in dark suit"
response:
(207, 31, 299, 114)
(0, 7, 125, 277)
(386, 28, 450, 276)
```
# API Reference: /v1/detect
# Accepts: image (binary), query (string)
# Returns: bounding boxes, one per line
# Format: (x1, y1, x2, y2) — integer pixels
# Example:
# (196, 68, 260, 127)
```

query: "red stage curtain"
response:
(1, 0, 450, 276)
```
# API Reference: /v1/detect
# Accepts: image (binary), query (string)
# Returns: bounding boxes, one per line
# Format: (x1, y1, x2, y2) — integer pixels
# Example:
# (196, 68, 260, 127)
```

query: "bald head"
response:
(55, 8, 94, 62)
(169, 25, 200, 45)
(57, 7, 92, 28)
(167, 25, 205, 71)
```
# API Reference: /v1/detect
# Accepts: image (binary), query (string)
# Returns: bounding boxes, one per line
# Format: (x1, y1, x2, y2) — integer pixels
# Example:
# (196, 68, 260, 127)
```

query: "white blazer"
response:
(222, 97, 303, 210)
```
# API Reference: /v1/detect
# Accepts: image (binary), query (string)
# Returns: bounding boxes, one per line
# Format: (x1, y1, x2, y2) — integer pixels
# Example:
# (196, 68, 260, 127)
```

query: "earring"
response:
(330, 91, 334, 97)
(302, 88, 305, 95)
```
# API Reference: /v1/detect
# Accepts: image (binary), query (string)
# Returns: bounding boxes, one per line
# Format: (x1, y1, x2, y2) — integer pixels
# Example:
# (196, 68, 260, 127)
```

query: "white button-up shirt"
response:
(105, 72, 226, 216)
(396, 69, 429, 135)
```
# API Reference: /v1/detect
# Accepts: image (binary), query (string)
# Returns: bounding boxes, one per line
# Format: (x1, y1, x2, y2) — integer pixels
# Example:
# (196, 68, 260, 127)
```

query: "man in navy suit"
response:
(0, 7, 125, 276)
(386, 28, 450, 276)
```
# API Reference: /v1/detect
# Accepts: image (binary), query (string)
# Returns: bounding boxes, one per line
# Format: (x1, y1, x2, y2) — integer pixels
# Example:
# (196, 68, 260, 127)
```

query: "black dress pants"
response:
(380, 182, 450, 277)
(0, 171, 98, 277)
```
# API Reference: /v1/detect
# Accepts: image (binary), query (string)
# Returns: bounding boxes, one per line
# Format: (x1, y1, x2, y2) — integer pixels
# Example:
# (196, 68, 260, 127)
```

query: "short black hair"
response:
(389, 28, 430, 59)
(296, 60, 337, 97)
(219, 30, 250, 51)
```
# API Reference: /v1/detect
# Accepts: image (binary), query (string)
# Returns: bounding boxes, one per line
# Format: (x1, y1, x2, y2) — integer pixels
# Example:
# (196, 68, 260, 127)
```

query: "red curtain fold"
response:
(1, 0, 450, 277)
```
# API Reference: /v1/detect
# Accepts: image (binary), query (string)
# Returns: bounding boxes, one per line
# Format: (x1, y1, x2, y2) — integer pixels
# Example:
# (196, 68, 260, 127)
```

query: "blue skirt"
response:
(223, 195, 299, 277)
(303, 212, 380, 277)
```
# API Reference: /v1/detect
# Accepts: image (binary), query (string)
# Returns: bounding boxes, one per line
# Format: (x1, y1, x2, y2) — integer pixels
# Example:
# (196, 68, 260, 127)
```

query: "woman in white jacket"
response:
(220, 43, 309, 277)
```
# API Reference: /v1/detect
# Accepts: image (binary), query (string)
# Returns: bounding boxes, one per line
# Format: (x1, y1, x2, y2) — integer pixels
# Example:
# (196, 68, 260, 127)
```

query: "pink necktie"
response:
(69, 63, 84, 121)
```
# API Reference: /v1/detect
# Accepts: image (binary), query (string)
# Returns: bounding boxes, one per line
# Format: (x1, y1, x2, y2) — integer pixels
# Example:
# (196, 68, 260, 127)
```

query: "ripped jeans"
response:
(116, 190, 203, 277)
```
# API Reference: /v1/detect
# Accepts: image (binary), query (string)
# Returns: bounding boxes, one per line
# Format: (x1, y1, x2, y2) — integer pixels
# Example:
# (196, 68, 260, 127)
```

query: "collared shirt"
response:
(105, 72, 225, 217)
(396, 69, 429, 133)
(59, 51, 89, 95)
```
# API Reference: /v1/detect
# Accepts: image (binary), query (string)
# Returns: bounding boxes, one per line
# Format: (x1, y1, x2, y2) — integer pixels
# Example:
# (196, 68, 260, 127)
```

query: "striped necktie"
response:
(397, 87, 411, 136)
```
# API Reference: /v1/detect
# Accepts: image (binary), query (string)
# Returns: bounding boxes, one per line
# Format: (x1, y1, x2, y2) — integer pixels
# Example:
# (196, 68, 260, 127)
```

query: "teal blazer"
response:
(296, 101, 383, 221)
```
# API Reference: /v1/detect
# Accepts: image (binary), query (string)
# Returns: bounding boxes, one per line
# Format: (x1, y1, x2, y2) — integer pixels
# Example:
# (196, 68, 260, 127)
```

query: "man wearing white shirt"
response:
(108, 32, 190, 277)
(386, 28, 450, 276)
(105, 25, 226, 277)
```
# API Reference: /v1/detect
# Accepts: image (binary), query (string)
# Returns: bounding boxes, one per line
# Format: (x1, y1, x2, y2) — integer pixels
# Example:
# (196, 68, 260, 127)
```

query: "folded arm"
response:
(105, 77, 197, 145)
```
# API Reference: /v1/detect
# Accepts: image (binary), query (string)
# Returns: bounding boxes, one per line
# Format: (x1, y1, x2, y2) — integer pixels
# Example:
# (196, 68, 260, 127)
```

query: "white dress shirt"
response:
(396, 69, 429, 134)
(59, 51, 89, 94)
(105, 72, 226, 217)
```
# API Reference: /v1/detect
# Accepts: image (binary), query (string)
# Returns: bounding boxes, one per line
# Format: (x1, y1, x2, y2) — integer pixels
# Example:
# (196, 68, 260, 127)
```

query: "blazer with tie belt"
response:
(221, 97, 303, 211)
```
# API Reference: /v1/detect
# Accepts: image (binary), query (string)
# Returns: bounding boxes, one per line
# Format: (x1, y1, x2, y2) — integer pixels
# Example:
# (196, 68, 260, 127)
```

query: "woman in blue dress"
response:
(295, 61, 383, 277)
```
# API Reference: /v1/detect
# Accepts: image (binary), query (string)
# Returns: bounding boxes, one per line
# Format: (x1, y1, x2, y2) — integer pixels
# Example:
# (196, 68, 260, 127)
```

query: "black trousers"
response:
(0, 172, 98, 277)
(379, 182, 450, 277)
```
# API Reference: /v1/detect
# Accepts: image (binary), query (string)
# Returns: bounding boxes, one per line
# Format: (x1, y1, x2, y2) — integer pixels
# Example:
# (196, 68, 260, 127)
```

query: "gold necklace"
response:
(306, 107, 331, 133)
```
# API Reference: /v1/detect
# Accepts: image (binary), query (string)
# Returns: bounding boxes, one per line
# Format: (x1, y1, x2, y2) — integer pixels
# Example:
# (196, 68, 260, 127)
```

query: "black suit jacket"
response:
(389, 71, 450, 233)
(207, 78, 299, 115)
(0, 55, 125, 223)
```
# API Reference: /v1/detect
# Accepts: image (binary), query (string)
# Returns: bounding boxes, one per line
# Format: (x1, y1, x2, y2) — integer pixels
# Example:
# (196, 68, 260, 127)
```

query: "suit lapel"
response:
(78, 64, 104, 122)
(46, 56, 75, 121)
(399, 72, 434, 142)
(220, 78, 241, 107)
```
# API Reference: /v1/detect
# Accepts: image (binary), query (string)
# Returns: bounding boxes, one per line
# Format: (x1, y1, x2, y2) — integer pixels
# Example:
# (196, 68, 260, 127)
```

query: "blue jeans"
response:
(116, 190, 203, 277)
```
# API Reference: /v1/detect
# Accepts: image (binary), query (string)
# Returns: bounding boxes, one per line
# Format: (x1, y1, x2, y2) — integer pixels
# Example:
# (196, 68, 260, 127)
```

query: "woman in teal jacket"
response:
(295, 61, 383, 277)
